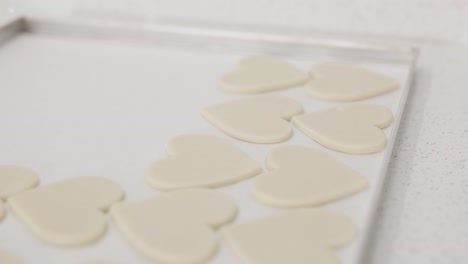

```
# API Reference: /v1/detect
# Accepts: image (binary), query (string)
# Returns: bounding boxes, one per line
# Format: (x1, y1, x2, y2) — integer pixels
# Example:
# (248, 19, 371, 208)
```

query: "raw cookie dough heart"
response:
(0, 165, 39, 220)
(0, 249, 23, 264)
(223, 209, 356, 264)
(293, 104, 393, 154)
(306, 62, 399, 101)
(146, 134, 262, 190)
(9, 176, 124, 246)
(202, 96, 303, 143)
(219, 56, 309, 93)
(251, 146, 367, 208)
(111, 189, 236, 264)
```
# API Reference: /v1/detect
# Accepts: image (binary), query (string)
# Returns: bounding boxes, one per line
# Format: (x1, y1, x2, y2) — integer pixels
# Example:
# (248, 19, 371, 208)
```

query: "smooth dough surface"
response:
(223, 209, 356, 264)
(146, 134, 262, 190)
(111, 189, 236, 264)
(0, 165, 39, 220)
(0, 249, 23, 264)
(0, 165, 39, 199)
(9, 176, 124, 246)
(251, 146, 367, 207)
(219, 56, 309, 93)
(202, 96, 303, 143)
(306, 62, 399, 101)
(293, 104, 393, 154)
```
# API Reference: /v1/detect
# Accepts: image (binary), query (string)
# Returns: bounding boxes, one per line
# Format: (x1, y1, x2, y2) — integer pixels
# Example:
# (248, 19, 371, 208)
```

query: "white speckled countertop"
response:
(369, 41, 468, 264)
(3, 1, 468, 263)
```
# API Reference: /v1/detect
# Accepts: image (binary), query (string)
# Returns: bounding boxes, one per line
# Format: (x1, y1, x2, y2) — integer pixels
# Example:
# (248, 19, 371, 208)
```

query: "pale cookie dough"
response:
(0, 165, 39, 220)
(251, 146, 367, 208)
(111, 189, 236, 264)
(223, 209, 356, 264)
(146, 134, 261, 190)
(219, 56, 308, 93)
(306, 62, 399, 101)
(202, 96, 303, 143)
(0, 249, 23, 264)
(9, 176, 124, 246)
(293, 104, 393, 154)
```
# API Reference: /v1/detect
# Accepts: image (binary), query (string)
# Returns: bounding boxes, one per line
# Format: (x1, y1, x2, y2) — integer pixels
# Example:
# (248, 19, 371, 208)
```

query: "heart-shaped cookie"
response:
(223, 209, 356, 264)
(145, 134, 262, 190)
(251, 146, 367, 208)
(306, 62, 399, 101)
(202, 96, 303, 143)
(0, 165, 39, 220)
(111, 189, 236, 264)
(293, 104, 393, 154)
(219, 56, 309, 93)
(0, 249, 23, 264)
(9, 176, 124, 246)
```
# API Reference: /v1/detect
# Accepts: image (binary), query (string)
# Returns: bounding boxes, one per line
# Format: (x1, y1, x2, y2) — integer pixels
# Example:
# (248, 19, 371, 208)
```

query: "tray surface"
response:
(0, 16, 414, 264)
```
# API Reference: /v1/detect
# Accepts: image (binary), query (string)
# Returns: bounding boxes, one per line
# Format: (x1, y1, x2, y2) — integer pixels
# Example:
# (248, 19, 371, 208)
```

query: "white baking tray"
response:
(0, 15, 416, 264)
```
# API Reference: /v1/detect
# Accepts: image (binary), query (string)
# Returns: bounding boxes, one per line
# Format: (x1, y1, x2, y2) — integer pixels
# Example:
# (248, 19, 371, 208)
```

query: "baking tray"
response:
(0, 15, 416, 264)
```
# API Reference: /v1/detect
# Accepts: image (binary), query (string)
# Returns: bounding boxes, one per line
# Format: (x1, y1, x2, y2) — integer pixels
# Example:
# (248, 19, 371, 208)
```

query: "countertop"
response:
(4, 1, 468, 263)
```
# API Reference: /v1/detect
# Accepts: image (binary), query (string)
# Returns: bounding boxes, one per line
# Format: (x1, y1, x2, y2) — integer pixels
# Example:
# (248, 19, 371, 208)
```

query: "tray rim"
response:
(1, 14, 418, 63)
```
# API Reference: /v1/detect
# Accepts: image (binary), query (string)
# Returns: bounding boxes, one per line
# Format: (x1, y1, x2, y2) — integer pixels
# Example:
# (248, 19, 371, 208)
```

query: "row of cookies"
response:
(0, 161, 357, 264)
(202, 96, 393, 154)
